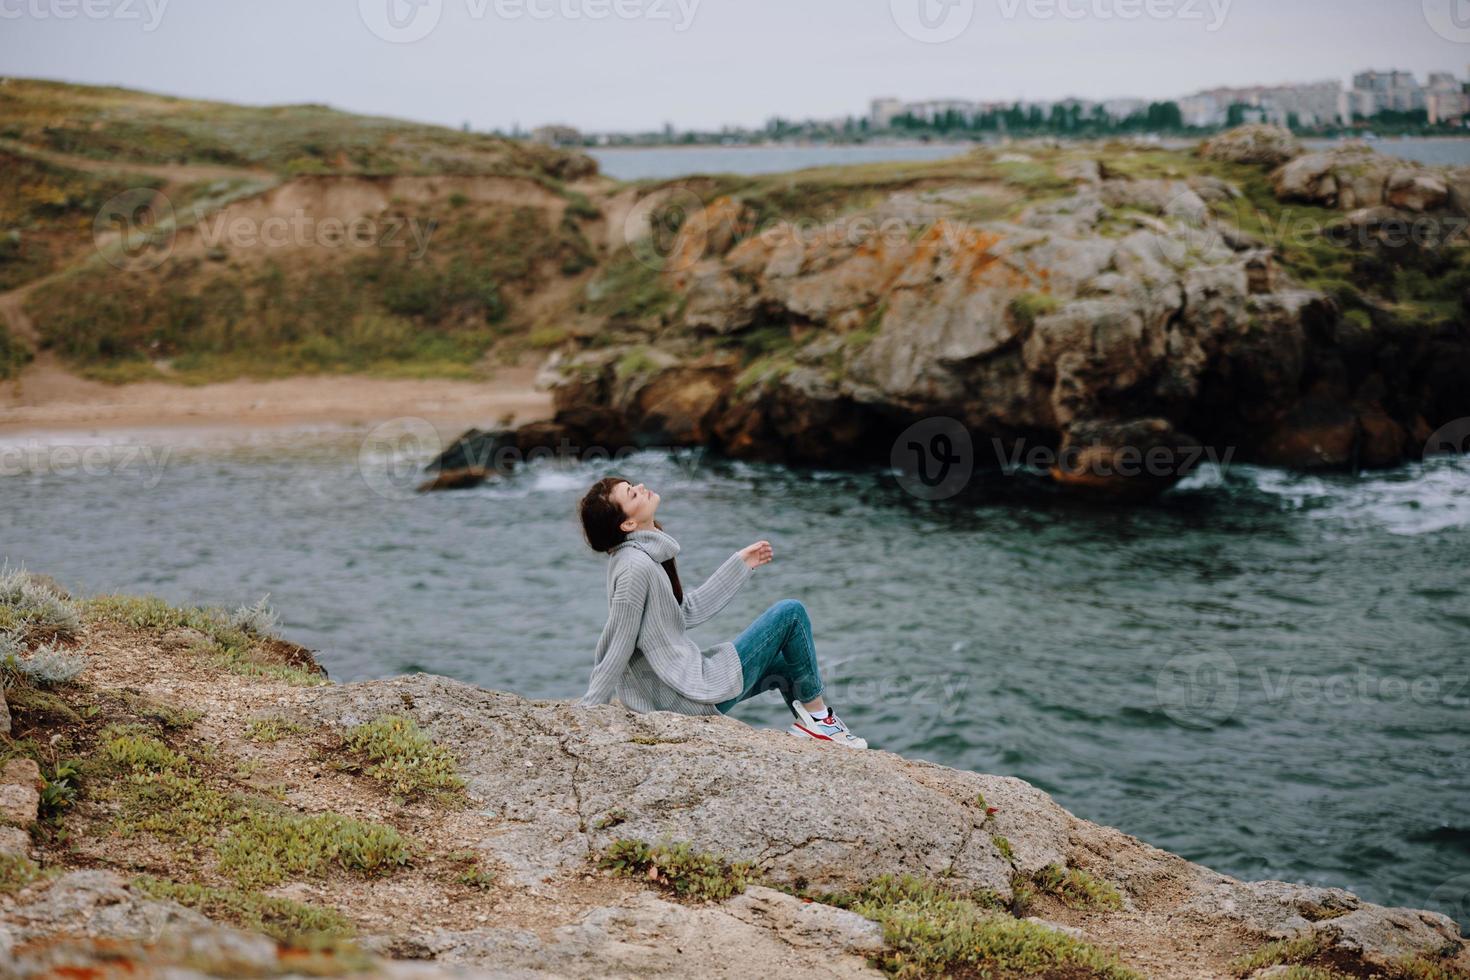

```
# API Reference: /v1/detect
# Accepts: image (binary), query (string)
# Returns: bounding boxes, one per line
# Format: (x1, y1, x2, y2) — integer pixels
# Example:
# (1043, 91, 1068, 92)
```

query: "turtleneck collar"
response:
(615, 526, 680, 563)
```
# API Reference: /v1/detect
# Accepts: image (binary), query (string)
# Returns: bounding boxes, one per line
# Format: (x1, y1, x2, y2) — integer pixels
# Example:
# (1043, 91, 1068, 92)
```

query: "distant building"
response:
(870, 97, 905, 129)
(530, 125, 582, 147)
(1101, 98, 1148, 120)
(1351, 70, 1424, 112)
(1178, 92, 1225, 127)
(1181, 81, 1344, 128)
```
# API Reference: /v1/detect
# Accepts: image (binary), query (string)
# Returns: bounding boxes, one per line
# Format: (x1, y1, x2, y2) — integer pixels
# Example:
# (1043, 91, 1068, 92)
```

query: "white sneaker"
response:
(787, 700, 868, 749)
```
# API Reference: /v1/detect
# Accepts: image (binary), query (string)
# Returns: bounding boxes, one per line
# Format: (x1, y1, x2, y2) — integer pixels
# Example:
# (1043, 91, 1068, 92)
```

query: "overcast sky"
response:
(3, 0, 1470, 132)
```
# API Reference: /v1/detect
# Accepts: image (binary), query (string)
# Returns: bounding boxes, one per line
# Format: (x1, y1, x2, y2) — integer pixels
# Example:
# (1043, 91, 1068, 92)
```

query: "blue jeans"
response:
(715, 599, 825, 713)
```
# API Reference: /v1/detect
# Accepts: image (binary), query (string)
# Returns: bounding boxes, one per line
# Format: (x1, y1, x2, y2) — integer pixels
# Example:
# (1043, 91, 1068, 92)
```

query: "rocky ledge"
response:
(440, 127, 1470, 499)
(1, 574, 1467, 978)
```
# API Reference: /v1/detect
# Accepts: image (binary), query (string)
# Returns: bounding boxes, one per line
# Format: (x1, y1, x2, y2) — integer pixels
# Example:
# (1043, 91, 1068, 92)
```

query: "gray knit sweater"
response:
(576, 527, 752, 714)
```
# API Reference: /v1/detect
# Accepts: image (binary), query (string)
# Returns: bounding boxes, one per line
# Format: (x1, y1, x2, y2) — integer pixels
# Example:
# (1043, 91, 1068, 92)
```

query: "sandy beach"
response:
(0, 355, 553, 438)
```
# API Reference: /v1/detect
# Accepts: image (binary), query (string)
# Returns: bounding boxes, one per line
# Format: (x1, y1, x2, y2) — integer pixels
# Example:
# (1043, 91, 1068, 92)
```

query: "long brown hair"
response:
(579, 476, 683, 603)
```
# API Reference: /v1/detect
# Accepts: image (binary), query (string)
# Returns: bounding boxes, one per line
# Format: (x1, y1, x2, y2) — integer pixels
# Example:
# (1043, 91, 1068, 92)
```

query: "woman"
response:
(575, 476, 867, 748)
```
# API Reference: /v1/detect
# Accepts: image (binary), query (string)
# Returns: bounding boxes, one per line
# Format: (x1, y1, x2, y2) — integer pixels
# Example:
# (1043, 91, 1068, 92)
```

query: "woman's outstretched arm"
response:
(577, 565, 651, 706)
(680, 540, 768, 628)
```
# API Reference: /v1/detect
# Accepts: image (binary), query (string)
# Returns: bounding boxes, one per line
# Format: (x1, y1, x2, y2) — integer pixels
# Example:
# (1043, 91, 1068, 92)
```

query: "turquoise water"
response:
(2, 428, 1467, 927)
(589, 139, 1470, 181)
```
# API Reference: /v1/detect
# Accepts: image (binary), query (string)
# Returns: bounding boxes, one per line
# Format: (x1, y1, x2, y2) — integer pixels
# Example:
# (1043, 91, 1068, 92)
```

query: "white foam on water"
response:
(1242, 456, 1470, 537)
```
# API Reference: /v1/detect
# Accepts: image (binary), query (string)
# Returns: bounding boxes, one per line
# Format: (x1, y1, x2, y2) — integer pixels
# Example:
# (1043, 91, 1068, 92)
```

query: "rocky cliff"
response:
(482, 127, 1470, 498)
(1, 573, 1467, 979)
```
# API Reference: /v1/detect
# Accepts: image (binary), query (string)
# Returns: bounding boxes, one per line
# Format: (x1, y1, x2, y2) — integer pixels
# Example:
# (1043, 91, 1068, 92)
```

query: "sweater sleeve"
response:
(680, 551, 752, 628)
(576, 564, 651, 707)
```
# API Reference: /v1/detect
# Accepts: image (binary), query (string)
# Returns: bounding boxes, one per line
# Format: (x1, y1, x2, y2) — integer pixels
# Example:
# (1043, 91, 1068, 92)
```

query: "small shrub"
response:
(600, 839, 754, 902)
(39, 759, 81, 820)
(342, 714, 464, 800)
(447, 851, 496, 890)
(1031, 864, 1124, 911)
(0, 566, 81, 642)
(11, 642, 87, 686)
(593, 809, 627, 830)
(228, 595, 280, 638)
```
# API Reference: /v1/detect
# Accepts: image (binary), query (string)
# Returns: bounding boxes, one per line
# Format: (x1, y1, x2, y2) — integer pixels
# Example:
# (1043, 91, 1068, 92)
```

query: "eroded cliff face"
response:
(1, 577, 1467, 979)
(500, 135, 1470, 497)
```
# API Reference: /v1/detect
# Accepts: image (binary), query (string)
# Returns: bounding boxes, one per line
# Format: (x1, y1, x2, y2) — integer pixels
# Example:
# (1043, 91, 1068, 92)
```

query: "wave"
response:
(1233, 456, 1470, 537)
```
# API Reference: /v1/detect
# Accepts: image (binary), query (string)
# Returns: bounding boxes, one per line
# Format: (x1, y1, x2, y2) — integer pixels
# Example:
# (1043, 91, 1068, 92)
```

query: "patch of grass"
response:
(1386, 956, 1470, 980)
(83, 595, 325, 686)
(1030, 864, 1124, 911)
(948, 193, 1014, 225)
(244, 716, 308, 744)
(733, 353, 796, 395)
(600, 839, 754, 902)
(342, 714, 464, 801)
(991, 835, 1015, 863)
(563, 190, 600, 221)
(1009, 291, 1060, 330)
(583, 250, 677, 321)
(216, 810, 412, 888)
(0, 324, 34, 379)
(1231, 930, 1334, 977)
(97, 726, 411, 888)
(120, 691, 202, 729)
(4, 684, 82, 725)
(0, 853, 41, 895)
(994, 159, 1073, 195)
(135, 876, 354, 942)
(828, 875, 1137, 979)
(614, 345, 662, 379)
(526, 324, 569, 348)
(0, 145, 166, 290)
(445, 852, 496, 891)
(0, 78, 590, 182)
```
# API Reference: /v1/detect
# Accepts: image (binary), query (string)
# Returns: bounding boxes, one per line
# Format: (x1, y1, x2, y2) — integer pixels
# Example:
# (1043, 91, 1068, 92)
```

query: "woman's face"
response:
(612, 480, 660, 532)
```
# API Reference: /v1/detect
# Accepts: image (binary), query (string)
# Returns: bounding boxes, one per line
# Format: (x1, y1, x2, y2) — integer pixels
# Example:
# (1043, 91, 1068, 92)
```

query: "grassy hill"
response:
(0, 78, 603, 382)
(0, 78, 592, 181)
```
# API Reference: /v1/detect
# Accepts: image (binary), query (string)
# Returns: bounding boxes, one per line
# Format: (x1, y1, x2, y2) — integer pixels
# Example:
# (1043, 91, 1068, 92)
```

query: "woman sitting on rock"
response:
(574, 476, 867, 748)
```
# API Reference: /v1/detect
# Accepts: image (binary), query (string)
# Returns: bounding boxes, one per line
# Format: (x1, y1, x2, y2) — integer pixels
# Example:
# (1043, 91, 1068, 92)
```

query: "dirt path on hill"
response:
(0, 137, 271, 185)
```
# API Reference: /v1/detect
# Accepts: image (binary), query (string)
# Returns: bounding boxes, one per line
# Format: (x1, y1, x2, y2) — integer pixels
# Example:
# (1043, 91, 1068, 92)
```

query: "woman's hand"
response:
(739, 540, 773, 569)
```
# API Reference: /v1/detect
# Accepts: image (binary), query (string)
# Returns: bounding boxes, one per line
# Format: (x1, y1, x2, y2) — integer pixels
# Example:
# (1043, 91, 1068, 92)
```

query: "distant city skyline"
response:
(3, 0, 1470, 132)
